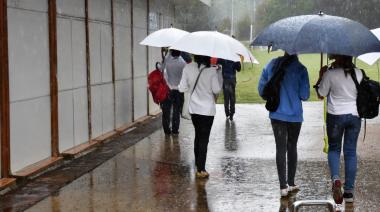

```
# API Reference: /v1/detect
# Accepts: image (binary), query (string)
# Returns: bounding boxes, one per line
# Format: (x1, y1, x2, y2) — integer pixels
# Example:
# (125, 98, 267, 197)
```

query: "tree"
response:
(237, 13, 251, 40)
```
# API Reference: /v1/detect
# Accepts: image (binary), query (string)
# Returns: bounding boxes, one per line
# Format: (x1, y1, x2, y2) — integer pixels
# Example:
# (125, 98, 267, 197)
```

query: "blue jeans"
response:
(326, 113, 361, 193)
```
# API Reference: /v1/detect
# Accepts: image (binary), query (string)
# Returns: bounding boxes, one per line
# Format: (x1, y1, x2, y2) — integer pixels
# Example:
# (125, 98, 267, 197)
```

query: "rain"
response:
(0, 0, 379, 212)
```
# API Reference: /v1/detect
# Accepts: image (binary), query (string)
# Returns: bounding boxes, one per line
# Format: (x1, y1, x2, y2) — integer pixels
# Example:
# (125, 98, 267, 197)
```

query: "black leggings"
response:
(271, 119, 302, 189)
(191, 114, 214, 172)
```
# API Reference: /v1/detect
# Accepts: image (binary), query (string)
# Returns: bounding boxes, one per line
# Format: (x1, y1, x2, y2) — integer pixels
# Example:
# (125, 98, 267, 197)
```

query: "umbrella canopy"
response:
(252, 12, 380, 57)
(170, 31, 259, 64)
(358, 28, 380, 65)
(140, 27, 189, 48)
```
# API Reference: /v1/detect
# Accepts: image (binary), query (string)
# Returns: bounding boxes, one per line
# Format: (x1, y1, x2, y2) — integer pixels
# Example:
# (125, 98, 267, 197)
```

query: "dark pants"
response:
(271, 119, 302, 189)
(161, 90, 183, 134)
(191, 114, 214, 172)
(223, 78, 236, 117)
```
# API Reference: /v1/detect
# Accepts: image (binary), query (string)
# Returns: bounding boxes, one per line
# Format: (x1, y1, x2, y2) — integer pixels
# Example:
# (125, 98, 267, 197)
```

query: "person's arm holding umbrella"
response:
(299, 66, 310, 101)
(315, 68, 331, 99)
(314, 66, 330, 99)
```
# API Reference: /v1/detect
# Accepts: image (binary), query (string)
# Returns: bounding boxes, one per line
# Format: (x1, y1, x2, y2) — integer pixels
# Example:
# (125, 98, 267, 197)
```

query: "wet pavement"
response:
(2, 102, 380, 211)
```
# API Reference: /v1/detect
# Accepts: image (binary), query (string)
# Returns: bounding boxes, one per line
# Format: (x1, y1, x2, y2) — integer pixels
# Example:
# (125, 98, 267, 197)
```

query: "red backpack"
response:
(148, 62, 169, 104)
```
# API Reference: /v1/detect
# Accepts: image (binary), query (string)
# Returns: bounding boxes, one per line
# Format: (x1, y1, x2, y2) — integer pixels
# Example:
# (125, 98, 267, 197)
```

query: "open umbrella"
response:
(251, 12, 380, 57)
(140, 27, 189, 48)
(358, 28, 380, 65)
(170, 31, 259, 64)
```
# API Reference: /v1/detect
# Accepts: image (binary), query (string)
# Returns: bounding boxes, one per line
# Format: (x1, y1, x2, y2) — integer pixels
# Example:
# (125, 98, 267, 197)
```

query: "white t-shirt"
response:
(318, 68, 363, 116)
(179, 63, 223, 116)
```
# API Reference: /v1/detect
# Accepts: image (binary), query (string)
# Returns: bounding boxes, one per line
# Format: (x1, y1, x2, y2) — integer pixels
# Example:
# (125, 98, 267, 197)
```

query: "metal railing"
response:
(291, 200, 336, 212)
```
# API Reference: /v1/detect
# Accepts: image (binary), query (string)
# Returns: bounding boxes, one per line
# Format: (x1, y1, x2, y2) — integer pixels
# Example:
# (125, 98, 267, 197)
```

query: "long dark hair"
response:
(340, 55, 356, 77)
(194, 55, 211, 69)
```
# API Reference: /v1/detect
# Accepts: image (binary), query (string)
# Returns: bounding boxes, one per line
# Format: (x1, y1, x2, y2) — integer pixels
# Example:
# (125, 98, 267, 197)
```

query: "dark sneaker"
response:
(343, 192, 354, 203)
(229, 115, 234, 121)
(332, 179, 343, 204)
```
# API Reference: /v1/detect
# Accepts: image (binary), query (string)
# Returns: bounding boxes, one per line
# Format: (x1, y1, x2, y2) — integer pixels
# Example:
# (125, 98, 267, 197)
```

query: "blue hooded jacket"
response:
(258, 56, 310, 122)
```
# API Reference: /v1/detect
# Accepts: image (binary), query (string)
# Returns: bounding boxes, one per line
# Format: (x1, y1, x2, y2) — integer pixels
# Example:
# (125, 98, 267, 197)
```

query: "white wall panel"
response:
(133, 0, 147, 12)
(73, 88, 89, 146)
(115, 80, 132, 127)
(8, 0, 48, 12)
(133, 77, 147, 119)
(57, 18, 73, 91)
(57, 0, 85, 18)
(89, 22, 102, 84)
(91, 85, 103, 138)
(102, 84, 114, 133)
(58, 91, 75, 152)
(115, 26, 131, 80)
(89, 0, 111, 22)
(101, 24, 112, 83)
(133, 7, 147, 29)
(8, 8, 50, 102)
(10, 97, 51, 172)
(72, 20, 87, 88)
(133, 28, 147, 78)
(114, 0, 130, 27)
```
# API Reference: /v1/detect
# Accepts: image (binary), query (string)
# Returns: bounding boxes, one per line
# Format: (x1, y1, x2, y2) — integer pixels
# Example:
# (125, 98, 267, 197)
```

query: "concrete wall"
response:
(8, 0, 51, 172)
(56, 0, 89, 153)
(2, 0, 180, 175)
(114, 0, 132, 127)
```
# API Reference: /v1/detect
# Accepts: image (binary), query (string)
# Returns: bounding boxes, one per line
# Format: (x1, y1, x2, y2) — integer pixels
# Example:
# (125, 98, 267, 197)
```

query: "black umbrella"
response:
(251, 12, 380, 57)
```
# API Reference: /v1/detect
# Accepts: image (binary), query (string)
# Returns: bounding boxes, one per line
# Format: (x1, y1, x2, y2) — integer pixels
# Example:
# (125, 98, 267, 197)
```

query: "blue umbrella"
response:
(251, 12, 380, 57)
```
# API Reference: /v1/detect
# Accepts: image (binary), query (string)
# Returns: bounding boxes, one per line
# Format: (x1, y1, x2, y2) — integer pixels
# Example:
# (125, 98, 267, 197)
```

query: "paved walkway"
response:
(2, 103, 380, 211)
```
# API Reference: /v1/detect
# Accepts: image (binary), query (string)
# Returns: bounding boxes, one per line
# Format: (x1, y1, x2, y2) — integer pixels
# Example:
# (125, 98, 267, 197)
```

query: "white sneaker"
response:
(280, 188, 288, 197)
(288, 185, 300, 192)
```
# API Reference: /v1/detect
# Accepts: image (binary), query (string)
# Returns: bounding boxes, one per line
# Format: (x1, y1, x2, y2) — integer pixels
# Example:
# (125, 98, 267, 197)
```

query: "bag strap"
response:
(191, 66, 206, 95)
(349, 68, 368, 142)
(349, 68, 360, 89)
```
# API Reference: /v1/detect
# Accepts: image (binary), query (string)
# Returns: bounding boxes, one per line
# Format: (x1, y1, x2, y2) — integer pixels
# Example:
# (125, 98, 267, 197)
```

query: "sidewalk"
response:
(2, 102, 380, 211)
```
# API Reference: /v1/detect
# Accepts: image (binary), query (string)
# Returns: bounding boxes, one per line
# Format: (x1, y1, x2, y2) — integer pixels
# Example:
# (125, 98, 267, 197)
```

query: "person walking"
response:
(179, 55, 223, 178)
(218, 59, 241, 121)
(161, 50, 186, 135)
(315, 54, 363, 204)
(258, 53, 310, 197)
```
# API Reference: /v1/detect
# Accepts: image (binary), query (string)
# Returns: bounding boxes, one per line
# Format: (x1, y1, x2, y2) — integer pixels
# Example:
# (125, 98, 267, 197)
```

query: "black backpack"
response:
(262, 55, 296, 112)
(350, 69, 380, 119)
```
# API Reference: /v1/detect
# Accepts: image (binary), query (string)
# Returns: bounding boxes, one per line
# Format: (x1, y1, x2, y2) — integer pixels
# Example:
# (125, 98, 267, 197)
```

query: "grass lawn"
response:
(220, 48, 380, 103)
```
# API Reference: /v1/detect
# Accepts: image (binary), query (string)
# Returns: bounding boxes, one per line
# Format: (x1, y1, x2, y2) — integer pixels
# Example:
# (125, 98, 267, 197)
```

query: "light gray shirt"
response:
(163, 55, 186, 90)
(318, 68, 363, 116)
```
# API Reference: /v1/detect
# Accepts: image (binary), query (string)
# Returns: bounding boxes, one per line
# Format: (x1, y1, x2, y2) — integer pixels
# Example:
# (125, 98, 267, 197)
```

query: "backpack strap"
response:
(191, 66, 206, 95)
(349, 68, 360, 89)
(349, 68, 367, 142)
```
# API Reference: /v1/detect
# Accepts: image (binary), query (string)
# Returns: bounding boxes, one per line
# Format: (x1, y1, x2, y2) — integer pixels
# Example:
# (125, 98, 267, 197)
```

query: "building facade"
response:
(0, 0, 205, 188)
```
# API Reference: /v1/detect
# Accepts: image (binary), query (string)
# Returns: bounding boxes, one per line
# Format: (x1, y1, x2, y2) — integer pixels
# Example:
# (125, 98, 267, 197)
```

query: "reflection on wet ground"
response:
(7, 103, 380, 211)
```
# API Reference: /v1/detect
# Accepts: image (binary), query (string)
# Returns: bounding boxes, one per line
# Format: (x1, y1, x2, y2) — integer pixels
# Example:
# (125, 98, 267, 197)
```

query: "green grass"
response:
(219, 48, 380, 103)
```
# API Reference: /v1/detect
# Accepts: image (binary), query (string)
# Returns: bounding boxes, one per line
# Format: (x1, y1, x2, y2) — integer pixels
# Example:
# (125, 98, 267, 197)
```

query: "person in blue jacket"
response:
(258, 52, 310, 197)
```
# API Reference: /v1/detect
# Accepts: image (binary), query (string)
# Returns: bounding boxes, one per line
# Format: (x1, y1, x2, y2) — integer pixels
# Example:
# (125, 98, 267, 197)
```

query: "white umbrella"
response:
(140, 27, 189, 48)
(358, 28, 380, 65)
(170, 31, 259, 64)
